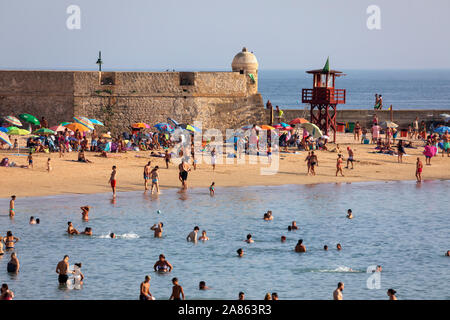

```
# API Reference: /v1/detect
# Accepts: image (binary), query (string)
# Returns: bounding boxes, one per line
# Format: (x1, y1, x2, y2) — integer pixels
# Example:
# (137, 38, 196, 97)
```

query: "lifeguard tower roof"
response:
(306, 69, 343, 74)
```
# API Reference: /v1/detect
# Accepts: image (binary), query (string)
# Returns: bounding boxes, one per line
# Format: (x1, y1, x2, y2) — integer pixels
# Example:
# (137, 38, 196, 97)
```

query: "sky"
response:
(0, 0, 449, 71)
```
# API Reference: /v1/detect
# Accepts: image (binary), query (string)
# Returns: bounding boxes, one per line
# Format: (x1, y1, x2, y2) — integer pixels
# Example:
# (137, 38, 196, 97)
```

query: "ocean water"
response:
(0, 180, 449, 300)
(258, 70, 450, 110)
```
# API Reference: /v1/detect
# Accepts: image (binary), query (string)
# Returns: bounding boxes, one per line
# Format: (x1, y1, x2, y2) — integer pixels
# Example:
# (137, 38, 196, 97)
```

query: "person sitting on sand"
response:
(347, 209, 353, 219)
(153, 254, 173, 273)
(78, 150, 92, 163)
(263, 211, 273, 221)
(67, 222, 79, 235)
(150, 222, 163, 238)
(295, 239, 306, 253)
(245, 234, 254, 243)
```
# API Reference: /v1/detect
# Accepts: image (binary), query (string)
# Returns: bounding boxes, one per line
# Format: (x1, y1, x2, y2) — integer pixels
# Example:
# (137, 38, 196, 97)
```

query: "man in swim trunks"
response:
(109, 165, 117, 198)
(153, 254, 173, 273)
(416, 157, 423, 182)
(140, 275, 153, 300)
(144, 161, 151, 191)
(178, 160, 191, 190)
(150, 222, 163, 238)
(309, 152, 318, 176)
(67, 222, 80, 235)
(186, 226, 199, 243)
(80, 206, 90, 221)
(345, 147, 354, 169)
(170, 277, 185, 300)
(333, 282, 344, 300)
(56, 255, 70, 285)
(9, 195, 15, 218)
(164, 150, 171, 169)
(150, 166, 160, 194)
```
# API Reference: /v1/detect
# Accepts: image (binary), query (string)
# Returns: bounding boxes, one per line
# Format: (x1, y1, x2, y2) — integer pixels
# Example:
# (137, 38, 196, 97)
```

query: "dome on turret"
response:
(231, 47, 258, 73)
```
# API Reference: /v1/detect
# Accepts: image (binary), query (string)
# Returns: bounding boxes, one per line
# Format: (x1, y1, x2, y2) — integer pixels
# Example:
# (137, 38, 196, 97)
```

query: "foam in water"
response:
(97, 233, 140, 239)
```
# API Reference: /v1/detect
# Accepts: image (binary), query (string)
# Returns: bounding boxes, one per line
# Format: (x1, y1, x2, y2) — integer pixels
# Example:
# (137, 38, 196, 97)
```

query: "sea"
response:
(0, 180, 448, 300)
(258, 70, 450, 110)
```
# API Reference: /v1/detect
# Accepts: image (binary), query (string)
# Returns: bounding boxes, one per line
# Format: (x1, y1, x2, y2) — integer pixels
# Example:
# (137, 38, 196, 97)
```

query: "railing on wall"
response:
(302, 88, 346, 104)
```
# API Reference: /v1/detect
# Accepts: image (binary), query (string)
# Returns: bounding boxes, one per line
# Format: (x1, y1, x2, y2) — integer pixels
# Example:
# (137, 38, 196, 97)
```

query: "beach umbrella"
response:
(7, 127, 30, 135)
(289, 118, 309, 125)
(0, 131, 12, 147)
(380, 121, 398, 129)
(132, 122, 150, 129)
(0, 127, 8, 133)
(433, 126, 450, 134)
(276, 122, 290, 128)
(273, 124, 283, 129)
(167, 117, 180, 127)
(89, 119, 104, 126)
(73, 116, 95, 130)
(5, 116, 22, 127)
(241, 125, 261, 130)
(59, 121, 71, 126)
(33, 128, 55, 135)
(260, 125, 275, 130)
(300, 123, 323, 138)
(154, 123, 174, 132)
(64, 122, 91, 132)
(18, 113, 40, 126)
(50, 125, 73, 133)
(280, 126, 293, 131)
(179, 124, 200, 132)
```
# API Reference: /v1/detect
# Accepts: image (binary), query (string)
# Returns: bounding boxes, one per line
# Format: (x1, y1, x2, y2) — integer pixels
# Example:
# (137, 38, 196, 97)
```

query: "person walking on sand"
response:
(144, 161, 152, 191)
(305, 151, 311, 175)
(9, 195, 16, 218)
(150, 166, 160, 194)
(333, 282, 344, 300)
(336, 154, 344, 177)
(354, 122, 361, 141)
(397, 140, 406, 163)
(178, 160, 191, 190)
(139, 275, 153, 300)
(164, 150, 171, 169)
(169, 277, 185, 300)
(416, 157, 423, 182)
(345, 147, 354, 169)
(309, 152, 318, 176)
(109, 165, 117, 198)
(47, 158, 52, 172)
(27, 152, 33, 169)
(56, 255, 70, 285)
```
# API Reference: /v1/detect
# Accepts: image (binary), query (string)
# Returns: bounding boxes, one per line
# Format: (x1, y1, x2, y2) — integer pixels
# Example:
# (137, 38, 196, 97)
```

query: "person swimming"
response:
(387, 288, 397, 300)
(81, 227, 92, 236)
(324, 245, 328, 251)
(150, 222, 163, 238)
(153, 254, 173, 273)
(237, 248, 244, 257)
(245, 234, 254, 243)
(337, 243, 342, 251)
(80, 206, 90, 221)
(347, 209, 353, 219)
(263, 210, 273, 221)
(67, 222, 79, 235)
(198, 230, 209, 241)
(29, 216, 36, 224)
(110, 233, 116, 239)
(199, 281, 210, 290)
(281, 236, 286, 243)
(290, 221, 299, 230)
(295, 239, 306, 252)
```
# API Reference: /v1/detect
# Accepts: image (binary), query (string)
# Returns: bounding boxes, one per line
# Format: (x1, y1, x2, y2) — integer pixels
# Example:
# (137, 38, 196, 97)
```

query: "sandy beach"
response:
(1, 133, 449, 198)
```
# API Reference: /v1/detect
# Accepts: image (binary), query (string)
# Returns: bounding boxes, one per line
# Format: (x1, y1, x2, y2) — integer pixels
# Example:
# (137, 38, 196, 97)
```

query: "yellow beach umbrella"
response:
(64, 122, 91, 132)
(261, 125, 275, 130)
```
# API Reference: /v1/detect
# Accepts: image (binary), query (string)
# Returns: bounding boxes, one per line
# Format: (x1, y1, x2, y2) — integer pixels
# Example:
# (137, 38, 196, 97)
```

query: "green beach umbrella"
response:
(19, 113, 40, 125)
(322, 57, 330, 74)
(33, 128, 55, 135)
(7, 127, 30, 135)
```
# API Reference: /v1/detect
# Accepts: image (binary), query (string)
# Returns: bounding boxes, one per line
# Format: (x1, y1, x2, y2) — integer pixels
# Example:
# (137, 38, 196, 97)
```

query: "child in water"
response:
(209, 182, 215, 196)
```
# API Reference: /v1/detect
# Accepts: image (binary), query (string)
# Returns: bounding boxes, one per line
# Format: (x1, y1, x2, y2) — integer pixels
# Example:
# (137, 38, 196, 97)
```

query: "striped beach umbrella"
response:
(89, 119, 104, 126)
(0, 131, 12, 147)
(5, 116, 22, 127)
(73, 116, 94, 130)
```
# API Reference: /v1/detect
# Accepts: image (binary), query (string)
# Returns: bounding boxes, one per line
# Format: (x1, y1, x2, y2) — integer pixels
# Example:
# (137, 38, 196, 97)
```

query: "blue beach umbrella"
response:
(154, 123, 174, 132)
(0, 127, 8, 133)
(167, 118, 180, 127)
(89, 119, 104, 126)
(434, 126, 450, 134)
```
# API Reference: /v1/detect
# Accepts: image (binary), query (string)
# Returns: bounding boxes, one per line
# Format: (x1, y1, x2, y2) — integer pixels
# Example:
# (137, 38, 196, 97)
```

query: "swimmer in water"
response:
(245, 234, 254, 243)
(198, 230, 209, 241)
(140, 275, 153, 300)
(80, 206, 90, 221)
(295, 239, 306, 252)
(291, 221, 299, 230)
(199, 281, 210, 290)
(9, 195, 16, 218)
(170, 277, 185, 300)
(324, 245, 328, 251)
(72, 263, 84, 286)
(29, 216, 36, 225)
(56, 255, 70, 285)
(387, 288, 397, 300)
(7, 252, 20, 273)
(272, 293, 278, 300)
(153, 254, 173, 273)
(81, 227, 92, 236)
(209, 182, 215, 196)
(263, 210, 273, 221)
(337, 243, 342, 251)
(186, 226, 199, 243)
(3, 231, 19, 250)
(347, 209, 353, 219)
(281, 236, 286, 243)
(110, 233, 116, 239)
(287, 226, 292, 231)
(376, 265, 382, 272)
(36, 218, 40, 224)
(238, 292, 245, 300)
(237, 248, 244, 257)
(264, 293, 272, 300)
(67, 222, 79, 235)
(150, 222, 163, 238)
(446, 250, 450, 257)
(333, 282, 344, 300)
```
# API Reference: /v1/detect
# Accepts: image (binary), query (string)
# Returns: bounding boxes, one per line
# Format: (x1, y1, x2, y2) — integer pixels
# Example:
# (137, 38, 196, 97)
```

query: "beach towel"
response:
(423, 145, 437, 157)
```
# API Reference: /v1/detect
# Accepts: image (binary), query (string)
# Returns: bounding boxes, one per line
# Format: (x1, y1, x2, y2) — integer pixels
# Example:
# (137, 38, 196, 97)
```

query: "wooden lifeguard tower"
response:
(301, 58, 346, 142)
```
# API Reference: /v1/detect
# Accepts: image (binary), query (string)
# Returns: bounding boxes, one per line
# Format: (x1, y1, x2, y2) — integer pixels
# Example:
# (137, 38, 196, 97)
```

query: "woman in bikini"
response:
(3, 231, 19, 251)
(153, 254, 173, 273)
(336, 154, 344, 177)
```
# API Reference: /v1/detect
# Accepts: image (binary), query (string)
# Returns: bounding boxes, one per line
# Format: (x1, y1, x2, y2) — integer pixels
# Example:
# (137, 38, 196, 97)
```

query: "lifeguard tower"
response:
(301, 58, 346, 142)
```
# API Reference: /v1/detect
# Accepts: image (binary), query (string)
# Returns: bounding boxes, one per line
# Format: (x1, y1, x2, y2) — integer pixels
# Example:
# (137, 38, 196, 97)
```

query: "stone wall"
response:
(281, 108, 450, 129)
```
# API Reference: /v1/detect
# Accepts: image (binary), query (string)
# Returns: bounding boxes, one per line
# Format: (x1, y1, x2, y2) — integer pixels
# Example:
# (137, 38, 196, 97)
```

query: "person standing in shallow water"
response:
(143, 161, 151, 191)
(295, 239, 306, 252)
(109, 165, 117, 198)
(56, 255, 70, 285)
(333, 282, 344, 300)
(170, 277, 185, 300)
(9, 195, 16, 218)
(416, 157, 423, 182)
(140, 275, 153, 300)
(387, 289, 397, 300)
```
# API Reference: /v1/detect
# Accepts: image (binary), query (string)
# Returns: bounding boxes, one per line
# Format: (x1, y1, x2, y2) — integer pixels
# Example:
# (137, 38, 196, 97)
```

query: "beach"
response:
(1, 133, 449, 198)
